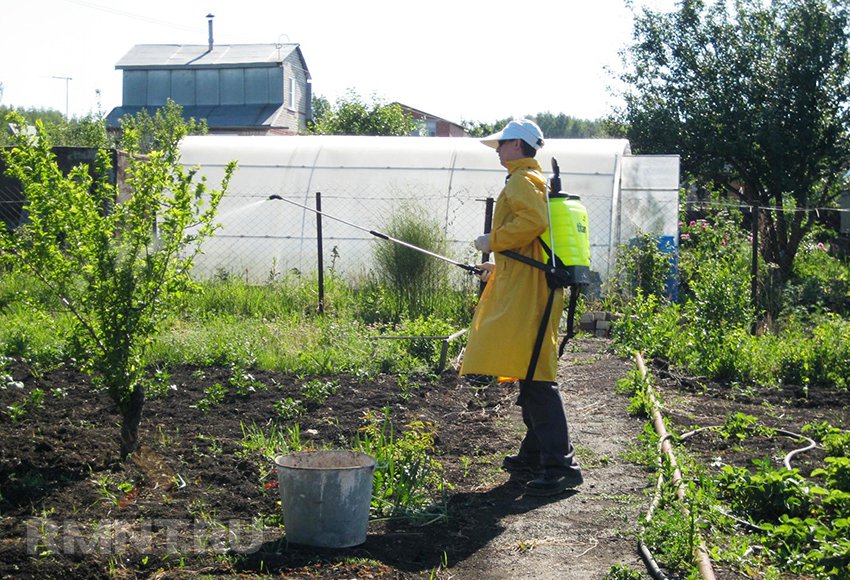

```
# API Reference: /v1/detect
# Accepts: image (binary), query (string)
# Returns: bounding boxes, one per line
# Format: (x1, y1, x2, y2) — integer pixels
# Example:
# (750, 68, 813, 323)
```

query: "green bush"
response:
(718, 460, 816, 523)
(787, 239, 850, 317)
(605, 232, 674, 306)
(372, 203, 452, 321)
(611, 291, 681, 360)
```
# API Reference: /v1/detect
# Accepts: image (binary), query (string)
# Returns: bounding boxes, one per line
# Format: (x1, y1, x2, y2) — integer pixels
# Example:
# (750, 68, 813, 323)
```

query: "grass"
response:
(0, 270, 474, 378)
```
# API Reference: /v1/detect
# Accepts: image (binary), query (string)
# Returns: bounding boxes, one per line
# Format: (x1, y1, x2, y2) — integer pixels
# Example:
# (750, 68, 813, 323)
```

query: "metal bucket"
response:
(274, 450, 376, 548)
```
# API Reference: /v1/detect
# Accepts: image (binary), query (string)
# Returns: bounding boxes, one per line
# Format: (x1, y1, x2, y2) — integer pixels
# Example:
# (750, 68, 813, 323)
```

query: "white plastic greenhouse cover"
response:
(179, 135, 679, 285)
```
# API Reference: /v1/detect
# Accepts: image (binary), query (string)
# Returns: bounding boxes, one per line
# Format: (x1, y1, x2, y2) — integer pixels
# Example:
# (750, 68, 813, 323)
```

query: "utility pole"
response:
(52, 76, 73, 119)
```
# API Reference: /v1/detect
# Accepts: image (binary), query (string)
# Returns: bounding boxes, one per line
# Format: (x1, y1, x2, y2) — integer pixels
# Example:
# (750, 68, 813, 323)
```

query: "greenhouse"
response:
(179, 135, 680, 287)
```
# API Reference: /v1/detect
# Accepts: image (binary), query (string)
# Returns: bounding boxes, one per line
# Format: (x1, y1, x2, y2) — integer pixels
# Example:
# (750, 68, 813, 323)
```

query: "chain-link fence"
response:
(189, 185, 628, 296)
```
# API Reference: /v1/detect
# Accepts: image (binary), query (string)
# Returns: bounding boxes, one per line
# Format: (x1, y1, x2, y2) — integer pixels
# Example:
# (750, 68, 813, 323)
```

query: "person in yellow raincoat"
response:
(460, 119, 583, 496)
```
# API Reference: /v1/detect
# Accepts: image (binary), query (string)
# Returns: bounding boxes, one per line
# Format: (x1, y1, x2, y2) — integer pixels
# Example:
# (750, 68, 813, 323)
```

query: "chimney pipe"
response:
(207, 14, 214, 51)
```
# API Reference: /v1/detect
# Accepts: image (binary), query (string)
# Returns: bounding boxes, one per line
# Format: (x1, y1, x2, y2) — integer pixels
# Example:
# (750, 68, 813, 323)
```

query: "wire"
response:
(682, 199, 850, 214)
(60, 0, 197, 31)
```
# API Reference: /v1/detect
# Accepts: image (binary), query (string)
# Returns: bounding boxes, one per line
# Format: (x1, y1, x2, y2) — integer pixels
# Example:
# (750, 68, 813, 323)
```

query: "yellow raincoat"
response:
(460, 158, 564, 382)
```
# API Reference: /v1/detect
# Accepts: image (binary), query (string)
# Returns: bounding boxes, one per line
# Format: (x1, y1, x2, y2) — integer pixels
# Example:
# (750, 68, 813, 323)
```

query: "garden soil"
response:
(1, 336, 847, 579)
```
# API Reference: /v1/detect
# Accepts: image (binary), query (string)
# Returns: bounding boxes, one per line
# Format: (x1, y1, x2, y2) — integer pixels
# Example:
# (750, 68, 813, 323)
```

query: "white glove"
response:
(477, 261, 495, 283)
(474, 234, 492, 254)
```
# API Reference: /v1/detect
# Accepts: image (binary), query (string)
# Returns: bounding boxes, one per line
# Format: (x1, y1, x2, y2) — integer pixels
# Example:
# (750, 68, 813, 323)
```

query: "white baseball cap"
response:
(480, 119, 545, 150)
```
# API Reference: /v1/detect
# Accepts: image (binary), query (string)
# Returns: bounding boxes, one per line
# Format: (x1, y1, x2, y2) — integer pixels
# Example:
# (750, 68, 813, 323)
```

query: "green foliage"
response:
(718, 460, 819, 523)
(610, 291, 681, 360)
(273, 397, 305, 420)
(0, 107, 235, 458)
(461, 113, 610, 138)
(641, 485, 707, 574)
(615, 366, 655, 418)
(803, 422, 850, 458)
(143, 367, 176, 400)
(678, 214, 753, 331)
(605, 232, 675, 307)
(719, 412, 776, 440)
(603, 565, 643, 580)
(0, 105, 111, 148)
(371, 203, 453, 321)
(620, 0, 850, 282)
(397, 316, 461, 365)
(460, 118, 510, 138)
(787, 236, 850, 318)
(308, 90, 416, 136)
(237, 421, 302, 461)
(812, 457, 850, 493)
(117, 99, 208, 154)
(761, 515, 850, 577)
(4, 387, 45, 422)
(609, 208, 850, 391)
(354, 408, 448, 519)
(299, 378, 338, 404)
(228, 363, 266, 396)
(194, 383, 227, 412)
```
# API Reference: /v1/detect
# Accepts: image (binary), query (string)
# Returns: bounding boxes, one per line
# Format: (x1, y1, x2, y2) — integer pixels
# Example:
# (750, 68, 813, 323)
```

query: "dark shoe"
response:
(525, 470, 584, 496)
(501, 454, 543, 477)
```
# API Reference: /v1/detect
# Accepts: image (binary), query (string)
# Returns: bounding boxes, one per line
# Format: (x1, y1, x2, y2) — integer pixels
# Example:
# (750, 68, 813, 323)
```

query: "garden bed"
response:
(1, 338, 847, 578)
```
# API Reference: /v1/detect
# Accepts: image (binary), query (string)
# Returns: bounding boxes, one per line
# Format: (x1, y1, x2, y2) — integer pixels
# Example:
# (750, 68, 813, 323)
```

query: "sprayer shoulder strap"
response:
(498, 248, 549, 273)
(523, 283, 580, 380)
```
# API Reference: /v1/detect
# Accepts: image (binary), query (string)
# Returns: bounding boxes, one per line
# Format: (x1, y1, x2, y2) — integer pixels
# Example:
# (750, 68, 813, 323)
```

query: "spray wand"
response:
(267, 195, 483, 275)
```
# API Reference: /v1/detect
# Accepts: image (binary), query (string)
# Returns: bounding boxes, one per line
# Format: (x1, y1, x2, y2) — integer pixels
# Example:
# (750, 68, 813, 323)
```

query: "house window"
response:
(289, 77, 297, 110)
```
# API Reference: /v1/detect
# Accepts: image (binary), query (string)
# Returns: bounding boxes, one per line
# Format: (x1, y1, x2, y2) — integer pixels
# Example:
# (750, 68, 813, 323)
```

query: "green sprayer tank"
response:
(541, 159, 591, 286)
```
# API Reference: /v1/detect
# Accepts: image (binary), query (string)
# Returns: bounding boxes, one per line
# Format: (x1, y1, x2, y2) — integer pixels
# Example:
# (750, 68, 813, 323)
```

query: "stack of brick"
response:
(579, 311, 619, 338)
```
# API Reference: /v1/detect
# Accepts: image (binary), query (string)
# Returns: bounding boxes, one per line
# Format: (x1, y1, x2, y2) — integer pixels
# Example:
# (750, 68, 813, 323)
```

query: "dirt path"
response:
(446, 338, 652, 579)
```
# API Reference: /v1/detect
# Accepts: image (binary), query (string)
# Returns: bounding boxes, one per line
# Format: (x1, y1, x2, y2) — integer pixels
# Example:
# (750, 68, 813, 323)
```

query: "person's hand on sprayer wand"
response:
(460, 119, 583, 496)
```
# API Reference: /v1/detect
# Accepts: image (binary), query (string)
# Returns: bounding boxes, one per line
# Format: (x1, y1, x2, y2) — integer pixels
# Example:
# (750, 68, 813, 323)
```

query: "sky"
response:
(1, 0, 676, 124)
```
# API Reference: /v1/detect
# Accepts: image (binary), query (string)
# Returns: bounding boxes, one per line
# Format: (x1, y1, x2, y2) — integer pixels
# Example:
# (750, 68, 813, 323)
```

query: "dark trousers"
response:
(516, 380, 581, 475)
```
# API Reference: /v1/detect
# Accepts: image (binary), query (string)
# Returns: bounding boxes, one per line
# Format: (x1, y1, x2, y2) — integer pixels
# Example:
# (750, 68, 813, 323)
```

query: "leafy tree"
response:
(1, 99, 205, 149)
(0, 106, 65, 146)
(0, 111, 236, 459)
(461, 118, 511, 138)
(462, 113, 609, 138)
(0, 106, 111, 148)
(307, 90, 417, 136)
(618, 0, 850, 286)
(531, 112, 609, 138)
(117, 99, 207, 154)
(310, 94, 331, 125)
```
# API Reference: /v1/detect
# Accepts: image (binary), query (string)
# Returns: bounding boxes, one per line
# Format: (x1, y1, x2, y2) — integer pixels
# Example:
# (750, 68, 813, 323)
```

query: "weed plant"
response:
(354, 407, 449, 520)
(370, 203, 469, 322)
(603, 231, 676, 308)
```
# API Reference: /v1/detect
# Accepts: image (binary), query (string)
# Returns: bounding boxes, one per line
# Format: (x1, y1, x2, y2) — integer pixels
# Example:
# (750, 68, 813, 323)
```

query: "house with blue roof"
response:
(106, 23, 311, 135)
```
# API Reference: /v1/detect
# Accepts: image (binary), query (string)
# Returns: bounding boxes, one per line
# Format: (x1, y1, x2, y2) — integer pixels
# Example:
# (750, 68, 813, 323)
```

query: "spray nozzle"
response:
(550, 158, 562, 196)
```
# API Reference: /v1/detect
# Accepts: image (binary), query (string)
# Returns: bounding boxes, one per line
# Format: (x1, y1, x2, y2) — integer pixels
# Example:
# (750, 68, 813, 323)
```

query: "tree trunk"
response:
(119, 383, 145, 460)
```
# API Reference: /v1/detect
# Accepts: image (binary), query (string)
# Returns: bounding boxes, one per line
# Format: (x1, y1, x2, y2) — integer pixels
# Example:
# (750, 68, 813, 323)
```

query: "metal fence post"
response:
(480, 197, 494, 296)
(316, 191, 325, 315)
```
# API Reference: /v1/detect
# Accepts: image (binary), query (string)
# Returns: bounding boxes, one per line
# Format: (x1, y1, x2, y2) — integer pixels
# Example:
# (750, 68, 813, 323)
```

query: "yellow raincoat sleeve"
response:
(460, 159, 564, 382)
